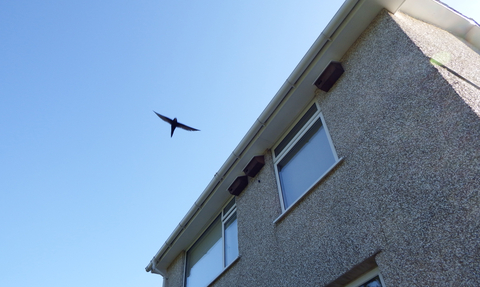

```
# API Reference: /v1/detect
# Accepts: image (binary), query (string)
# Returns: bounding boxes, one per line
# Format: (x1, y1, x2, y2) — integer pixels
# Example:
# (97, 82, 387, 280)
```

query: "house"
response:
(146, 0, 480, 286)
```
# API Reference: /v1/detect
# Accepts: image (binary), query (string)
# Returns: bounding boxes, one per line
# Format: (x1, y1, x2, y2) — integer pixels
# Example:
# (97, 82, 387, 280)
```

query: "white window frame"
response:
(272, 102, 341, 214)
(345, 268, 387, 287)
(184, 197, 239, 287)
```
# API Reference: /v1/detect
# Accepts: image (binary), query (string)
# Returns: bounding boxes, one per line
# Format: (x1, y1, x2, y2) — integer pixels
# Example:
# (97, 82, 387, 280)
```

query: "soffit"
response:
(399, 0, 480, 51)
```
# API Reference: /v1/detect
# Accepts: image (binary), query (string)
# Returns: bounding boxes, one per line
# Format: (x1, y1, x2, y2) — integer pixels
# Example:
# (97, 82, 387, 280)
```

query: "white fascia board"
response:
(146, 0, 477, 275)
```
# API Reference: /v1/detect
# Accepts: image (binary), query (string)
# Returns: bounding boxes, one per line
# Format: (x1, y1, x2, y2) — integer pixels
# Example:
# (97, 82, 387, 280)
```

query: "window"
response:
(345, 268, 386, 287)
(356, 276, 383, 287)
(273, 103, 339, 211)
(185, 198, 238, 287)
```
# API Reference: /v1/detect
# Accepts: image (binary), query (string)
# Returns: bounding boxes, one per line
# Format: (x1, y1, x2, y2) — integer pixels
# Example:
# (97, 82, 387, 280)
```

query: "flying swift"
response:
(153, 111, 200, 137)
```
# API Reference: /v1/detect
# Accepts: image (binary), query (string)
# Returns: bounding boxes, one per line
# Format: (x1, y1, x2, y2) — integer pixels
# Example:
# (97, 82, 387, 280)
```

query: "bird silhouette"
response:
(153, 111, 200, 137)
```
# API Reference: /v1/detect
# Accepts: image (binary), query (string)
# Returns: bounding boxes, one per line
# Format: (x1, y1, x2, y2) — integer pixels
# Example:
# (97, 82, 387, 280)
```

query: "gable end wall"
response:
(165, 9, 480, 287)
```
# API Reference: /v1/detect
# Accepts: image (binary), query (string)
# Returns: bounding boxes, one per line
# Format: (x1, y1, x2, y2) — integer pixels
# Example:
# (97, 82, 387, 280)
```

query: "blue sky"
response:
(1, 1, 478, 286)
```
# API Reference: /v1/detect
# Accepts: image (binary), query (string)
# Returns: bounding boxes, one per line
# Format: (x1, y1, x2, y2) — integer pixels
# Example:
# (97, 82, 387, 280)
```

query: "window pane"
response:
(186, 217, 223, 287)
(358, 275, 383, 287)
(224, 212, 238, 266)
(278, 118, 336, 208)
(223, 198, 235, 218)
(274, 104, 318, 157)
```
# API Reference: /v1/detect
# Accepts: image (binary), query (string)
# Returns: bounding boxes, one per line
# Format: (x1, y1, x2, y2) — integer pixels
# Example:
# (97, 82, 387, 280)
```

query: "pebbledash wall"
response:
(162, 9, 480, 287)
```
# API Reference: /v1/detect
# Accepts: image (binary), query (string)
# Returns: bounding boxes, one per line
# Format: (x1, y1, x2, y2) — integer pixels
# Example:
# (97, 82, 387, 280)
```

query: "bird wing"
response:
(177, 122, 200, 132)
(153, 111, 173, 124)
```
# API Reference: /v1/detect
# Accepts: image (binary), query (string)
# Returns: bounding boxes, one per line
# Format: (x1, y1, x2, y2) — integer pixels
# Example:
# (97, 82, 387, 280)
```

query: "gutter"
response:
(146, 0, 363, 275)
(149, 258, 165, 276)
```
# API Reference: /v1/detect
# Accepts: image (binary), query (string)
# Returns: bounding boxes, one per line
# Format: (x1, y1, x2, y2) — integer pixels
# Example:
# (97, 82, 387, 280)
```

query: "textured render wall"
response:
(165, 10, 480, 287)
(315, 10, 480, 286)
(164, 154, 283, 287)
(391, 12, 480, 118)
(165, 251, 185, 287)
(213, 152, 284, 286)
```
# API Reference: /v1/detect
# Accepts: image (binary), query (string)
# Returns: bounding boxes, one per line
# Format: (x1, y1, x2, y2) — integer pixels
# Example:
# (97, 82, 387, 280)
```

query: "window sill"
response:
(206, 256, 241, 287)
(273, 157, 344, 224)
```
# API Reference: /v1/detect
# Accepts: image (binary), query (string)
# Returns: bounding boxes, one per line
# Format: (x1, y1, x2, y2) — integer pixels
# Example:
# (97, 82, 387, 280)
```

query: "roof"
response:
(146, 0, 480, 276)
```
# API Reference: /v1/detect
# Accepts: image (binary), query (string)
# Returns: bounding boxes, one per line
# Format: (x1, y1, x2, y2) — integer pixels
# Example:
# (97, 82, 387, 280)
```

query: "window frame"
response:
(184, 197, 239, 287)
(272, 102, 340, 214)
(345, 268, 387, 287)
